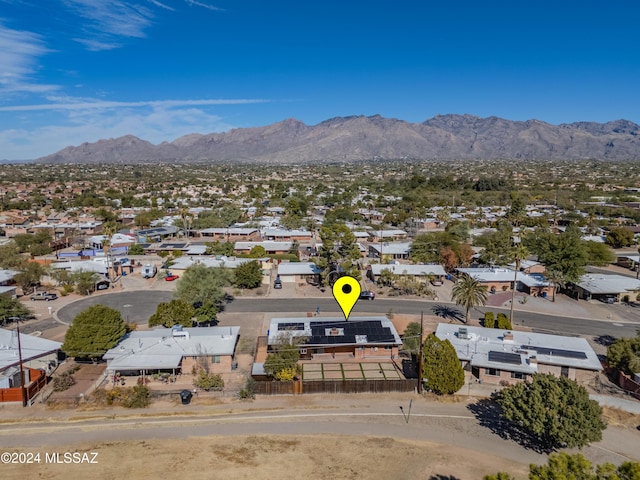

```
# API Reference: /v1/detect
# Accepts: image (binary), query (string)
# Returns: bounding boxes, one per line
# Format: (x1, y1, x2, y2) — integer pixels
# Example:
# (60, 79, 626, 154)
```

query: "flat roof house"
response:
(103, 325, 240, 376)
(435, 323, 602, 386)
(0, 328, 61, 403)
(569, 274, 640, 303)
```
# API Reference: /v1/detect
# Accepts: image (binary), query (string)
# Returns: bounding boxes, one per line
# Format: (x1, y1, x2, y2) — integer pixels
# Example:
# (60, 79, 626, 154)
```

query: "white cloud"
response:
(0, 104, 238, 160)
(183, 0, 222, 11)
(148, 0, 174, 11)
(0, 23, 58, 94)
(0, 97, 269, 111)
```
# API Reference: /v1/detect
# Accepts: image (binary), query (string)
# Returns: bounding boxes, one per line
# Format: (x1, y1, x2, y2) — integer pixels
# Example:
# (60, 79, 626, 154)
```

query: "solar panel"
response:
(278, 322, 305, 331)
(523, 346, 587, 359)
(488, 351, 522, 365)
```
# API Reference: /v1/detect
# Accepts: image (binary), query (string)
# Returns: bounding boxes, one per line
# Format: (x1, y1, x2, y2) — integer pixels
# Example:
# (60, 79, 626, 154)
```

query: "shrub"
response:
(91, 385, 151, 408)
(484, 312, 495, 328)
(496, 313, 512, 330)
(193, 369, 224, 391)
(53, 372, 76, 392)
(238, 377, 256, 401)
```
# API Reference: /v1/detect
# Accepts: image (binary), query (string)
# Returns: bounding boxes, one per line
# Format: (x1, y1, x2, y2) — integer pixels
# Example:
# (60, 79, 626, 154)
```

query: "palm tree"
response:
(509, 244, 529, 325)
(546, 269, 566, 302)
(451, 275, 488, 324)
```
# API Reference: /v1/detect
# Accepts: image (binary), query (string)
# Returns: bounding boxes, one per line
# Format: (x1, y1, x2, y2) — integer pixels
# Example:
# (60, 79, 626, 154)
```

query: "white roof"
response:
(0, 269, 19, 284)
(435, 323, 602, 373)
(185, 244, 207, 255)
(0, 329, 62, 371)
(198, 227, 258, 235)
(277, 262, 322, 276)
(50, 260, 107, 274)
(369, 242, 412, 255)
(263, 228, 312, 237)
(235, 241, 292, 251)
(575, 274, 640, 295)
(369, 230, 408, 238)
(103, 326, 240, 371)
(169, 255, 256, 270)
(370, 263, 446, 277)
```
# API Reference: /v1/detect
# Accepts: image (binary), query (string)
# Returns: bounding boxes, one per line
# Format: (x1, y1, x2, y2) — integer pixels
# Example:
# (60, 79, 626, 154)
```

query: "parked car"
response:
(30, 291, 58, 301)
(274, 276, 282, 289)
(359, 290, 375, 300)
(165, 274, 180, 281)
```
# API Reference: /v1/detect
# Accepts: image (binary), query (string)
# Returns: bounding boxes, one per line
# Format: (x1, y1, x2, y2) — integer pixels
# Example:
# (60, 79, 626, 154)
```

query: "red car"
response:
(165, 274, 180, 281)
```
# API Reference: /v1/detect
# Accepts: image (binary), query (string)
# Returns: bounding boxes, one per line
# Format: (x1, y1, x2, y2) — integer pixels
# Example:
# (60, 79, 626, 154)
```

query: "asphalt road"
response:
(56, 292, 640, 340)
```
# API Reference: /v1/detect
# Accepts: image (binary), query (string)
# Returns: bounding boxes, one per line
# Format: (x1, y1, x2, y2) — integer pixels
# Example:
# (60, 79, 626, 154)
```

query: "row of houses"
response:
(0, 315, 606, 403)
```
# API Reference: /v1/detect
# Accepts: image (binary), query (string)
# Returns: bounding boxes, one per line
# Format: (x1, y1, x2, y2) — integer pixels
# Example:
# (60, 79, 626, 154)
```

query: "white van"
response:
(142, 264, 157, 278)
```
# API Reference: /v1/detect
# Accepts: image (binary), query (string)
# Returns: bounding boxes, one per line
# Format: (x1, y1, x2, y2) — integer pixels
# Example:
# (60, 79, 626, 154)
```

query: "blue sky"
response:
(1, 0, 639, 160)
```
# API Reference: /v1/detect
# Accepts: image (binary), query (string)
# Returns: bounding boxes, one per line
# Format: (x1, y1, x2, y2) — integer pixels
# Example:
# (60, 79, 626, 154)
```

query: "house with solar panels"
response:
(263, 316, 403, 363)
(435, 323, 602, 386)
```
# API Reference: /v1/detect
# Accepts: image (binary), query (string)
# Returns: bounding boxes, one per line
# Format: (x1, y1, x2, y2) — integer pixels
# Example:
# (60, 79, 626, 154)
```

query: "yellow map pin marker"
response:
(332, 276, 361, 321)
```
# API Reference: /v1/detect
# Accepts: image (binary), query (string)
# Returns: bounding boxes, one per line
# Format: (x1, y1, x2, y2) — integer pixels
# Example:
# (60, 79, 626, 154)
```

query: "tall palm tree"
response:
(546, 269, 565, 302)
(509, 244, 529, 325)
(451, 275, 489, 324)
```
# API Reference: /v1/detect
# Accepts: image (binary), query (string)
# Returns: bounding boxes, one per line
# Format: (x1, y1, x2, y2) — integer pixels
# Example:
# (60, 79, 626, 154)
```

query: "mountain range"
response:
(34, 114, 640, 164)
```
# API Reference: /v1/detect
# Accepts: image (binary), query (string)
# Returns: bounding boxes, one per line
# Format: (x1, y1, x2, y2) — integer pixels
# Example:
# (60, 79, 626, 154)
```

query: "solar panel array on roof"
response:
(523, 346, 587, 359)
(159, 243, 186, 249)
(138, 243, 151, 248)
(278, 322, 305, 331)
(488, 351, 522, 365)
(306, 320, 395, 345)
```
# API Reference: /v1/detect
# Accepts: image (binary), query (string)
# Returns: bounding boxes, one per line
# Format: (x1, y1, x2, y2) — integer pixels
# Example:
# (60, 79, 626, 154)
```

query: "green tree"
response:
(475, 222, 514, 266)
(527, 225, 588, 284)
(584, 241, 616, 266)
(128, 244, 144, 255)
(13, 261, 46, 294)
(317, 224, 361, 284)
(451, 275, 488, 324)
(194, 301, 218, 326)
(62, 305, 126, 360)
(496, 312, 512, 330)
(248, 245, 267, 258)
(205, 241, 235, 256)
(509, 244, 528, 326)
(0, 295, 30, 324)
(496, 373, 606, 450)
(148, 299, 195, 328)
(70, 270, 100, 296)
(545, 269, 566, 303)
(401, 322, 422, 358)
(263, 335, 301, 381)
(483, 311, 495, 328)
(482, 473, 514, 480)
(233, 261, 263, 289)
(0, 243, 25, 269)
(606, 334, 640, 375)
(174, 263, 231, 307)
(605, 226, 635, 248)
(422, 334, 464, 394)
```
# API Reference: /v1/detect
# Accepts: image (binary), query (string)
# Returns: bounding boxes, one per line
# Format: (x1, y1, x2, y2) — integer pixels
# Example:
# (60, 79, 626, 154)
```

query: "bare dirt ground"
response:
(0, 434, 529, 480)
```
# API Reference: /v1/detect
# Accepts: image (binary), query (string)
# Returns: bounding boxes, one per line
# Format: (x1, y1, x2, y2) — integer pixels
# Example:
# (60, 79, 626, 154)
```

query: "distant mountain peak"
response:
(34, 114, 640, 164)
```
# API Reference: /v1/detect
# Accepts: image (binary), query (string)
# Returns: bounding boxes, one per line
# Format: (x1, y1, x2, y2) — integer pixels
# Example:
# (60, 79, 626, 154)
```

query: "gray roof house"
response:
(103, 325, 240, 374)
(435, 323, 602, 386)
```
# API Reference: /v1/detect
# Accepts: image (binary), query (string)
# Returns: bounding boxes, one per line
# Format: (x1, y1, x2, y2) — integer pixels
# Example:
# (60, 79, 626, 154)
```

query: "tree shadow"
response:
(428, 475, 462, 480)
(594, 334, 617, 347)
(431, 304, 465, 323)
(467, 397, 552, 454)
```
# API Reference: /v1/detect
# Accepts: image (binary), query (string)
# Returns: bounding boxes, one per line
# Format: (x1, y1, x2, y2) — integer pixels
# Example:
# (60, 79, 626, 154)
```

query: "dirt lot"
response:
(0, 434, 529, 480)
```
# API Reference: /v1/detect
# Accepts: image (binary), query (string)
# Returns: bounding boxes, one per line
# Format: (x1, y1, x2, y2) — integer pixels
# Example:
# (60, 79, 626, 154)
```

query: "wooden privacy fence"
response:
(0, 368, 47, 403)
(253, 378, 416, 395)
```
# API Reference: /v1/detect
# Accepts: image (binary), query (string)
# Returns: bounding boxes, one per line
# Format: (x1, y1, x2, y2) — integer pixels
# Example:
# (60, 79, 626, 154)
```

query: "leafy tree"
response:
(70, 270, 100, 296)
(422, 333, 464, 394)
(13, 262, 46, 294)
(174, 263, 231, 307)
(605, 226, 635, 248)
(486, 453, 640, 480)
(483, 311, 495, 328)
(263, 335, 301, 381)
(205, 241, 235, 256)
(148, 299, 195, 328)
(496, 373, 606, 449)
(451, 275, 488, 324)
(248, 245, 267, 258)
(127, 244, 144, 255)
(475, 222, 515, 266)
(496, 312, 512, 330)
(193, 370, 224, 391)
(506, 192, 526, 227)
(0, 243, 25, 269)
(376, 268, 396, 287)
(233, 260, 263, 289)
(317, 224, 361, 284)
(606, 334, 640, 375)
(12, 230, 53, 256)
(194, 301, 218, 326)
(401, 322, 422, 357)
(584, 241, 616, 266)
(545, 269, 566, 303)
(62, 305, 126, 360)
(527, 225, 588, 284)
(0, 295, 30, 323)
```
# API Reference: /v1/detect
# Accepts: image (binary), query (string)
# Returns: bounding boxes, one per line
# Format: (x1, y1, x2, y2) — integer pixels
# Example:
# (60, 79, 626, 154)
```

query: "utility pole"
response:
(417, 311, 424, 394)
(15, 320, 28, 407)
